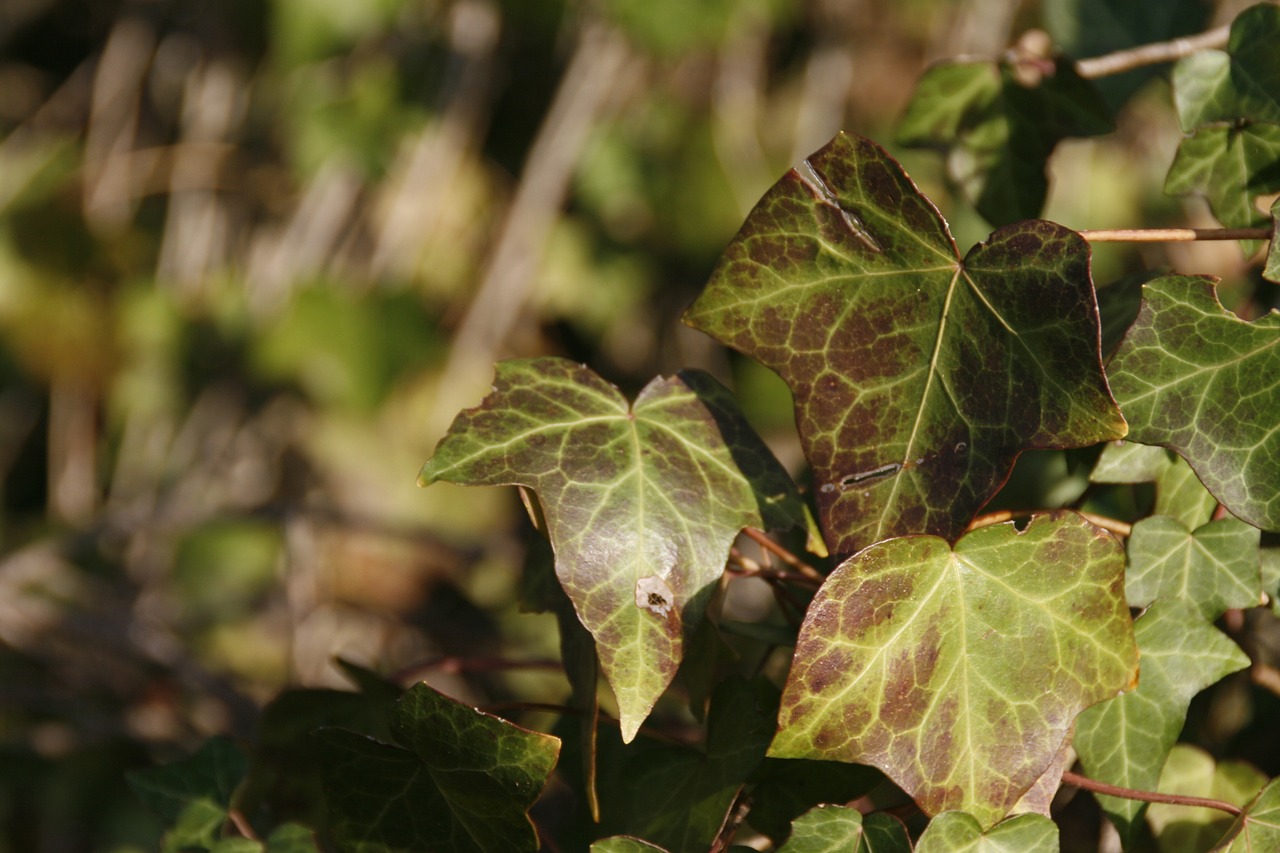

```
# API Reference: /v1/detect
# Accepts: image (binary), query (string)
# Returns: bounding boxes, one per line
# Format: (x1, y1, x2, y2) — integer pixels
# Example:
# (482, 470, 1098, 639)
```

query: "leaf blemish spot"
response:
(636, 575, 674, 617)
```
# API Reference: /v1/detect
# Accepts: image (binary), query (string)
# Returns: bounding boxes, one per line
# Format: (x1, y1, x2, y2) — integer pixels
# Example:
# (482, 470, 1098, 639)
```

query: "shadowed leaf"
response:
(591, 839, 670, 853)
(747, 760, 883, 844)
(419, 358, 804, 740)
(1217, 777, 1280, 851)
(774, 806, 911, 853)
(1147, 746, 1267, 853)
(1126, 516, 1262, 618)
(1107, 276, 1280, 531)
(1171, 3, 1280, 131)
(770, 512, 1137, 827)
(684, 132, 1126, 557)
(897, 59, 1112, 224)
(1164, 123, 1280, 248)
(915, 811, 1059, 852)
(1091, 441, 1218, 529)
(314, 683, 560, 853)
(1073, 600, 1249, 845)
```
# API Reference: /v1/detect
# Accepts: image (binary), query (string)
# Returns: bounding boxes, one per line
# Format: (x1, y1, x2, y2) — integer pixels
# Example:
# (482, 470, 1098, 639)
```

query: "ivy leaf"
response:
(1266, 198, 1280, 284)
(1147, 746, 1267, 853)
(684, 132, 1126, 557)
(914, 812, 1059, 852)
(314, 683, 560, 853)
(1164, 124, 1280, 247)
(1073, 599, 1249, 845)
(127, 736, 247, 852)
(606, 677, 777, 853)
(897, 59, 1112, 225)
(770, 512, 1137, 827)
(419, 357, 805, 740)
(1091, 441, 1218, 529)
(591, 839, 671, 853)
(1171, 3, 1280, 131)
(774, 806, 911, 853)
(1126, 516, 1262, 618)
(1106, 276, 1280, 532)
(747, 760, 883, 844)
(1217, 777, 1280, 851)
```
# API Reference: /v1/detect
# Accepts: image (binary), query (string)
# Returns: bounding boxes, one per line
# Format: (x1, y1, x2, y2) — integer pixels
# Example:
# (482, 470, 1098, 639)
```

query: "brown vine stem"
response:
(728, 547, 822, 587)
(1075, 24, 1230, 79)
(1079, 227, 1271, 243)
(1061, 770, 1243, 816)
(742, 527, 826, 583)
(966, 509, 1133, 538)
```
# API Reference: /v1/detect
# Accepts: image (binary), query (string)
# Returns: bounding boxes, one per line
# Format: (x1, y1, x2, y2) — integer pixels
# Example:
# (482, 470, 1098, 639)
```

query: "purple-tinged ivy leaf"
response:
(419, 358, 805, 741)
(769, 512, 1137, 828)
(1106, 276, 1280, 532)
(685, 132, 1126, 557)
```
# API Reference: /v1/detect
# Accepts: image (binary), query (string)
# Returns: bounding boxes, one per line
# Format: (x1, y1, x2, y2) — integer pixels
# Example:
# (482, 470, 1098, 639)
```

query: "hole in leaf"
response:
(840, 462, 902, 489)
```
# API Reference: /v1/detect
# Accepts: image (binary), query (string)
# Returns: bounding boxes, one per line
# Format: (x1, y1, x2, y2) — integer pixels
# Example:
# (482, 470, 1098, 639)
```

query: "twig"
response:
(1061, 770, 1242, 816)
(728, 547, 822, 587)
(1079, 227, 1270, 243)
(742, 528, 826, 583)
(1075, 24, 1231, 79)
(966, 509, 1133, 538)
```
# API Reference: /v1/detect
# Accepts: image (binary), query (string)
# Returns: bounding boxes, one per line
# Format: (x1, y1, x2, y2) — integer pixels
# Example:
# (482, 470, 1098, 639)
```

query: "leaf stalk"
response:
(1061, 769, 1243, 816)
(1078, 227, 1270, 243)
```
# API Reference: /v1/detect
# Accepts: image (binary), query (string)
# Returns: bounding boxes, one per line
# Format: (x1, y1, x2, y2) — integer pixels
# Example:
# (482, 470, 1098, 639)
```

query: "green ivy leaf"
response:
(1147, 746, 1267, 853)
(127, 736, 247, 852)
(1090, 441, 1217, 529)
(914, 811, 1059, 852)
(606, 677, 776, 853)
(896, 59, 1112, 225)
(1126, 516, 1263, 618)
(591, 838, 671, 853)
(1266, 198, 1280, 283)
(314, 682, 560, 853)
(1106, 276, 1280, 532)
(770, 512, 1137, 827)
(419, 357, 804, 740)
(747, 760, 883, 844)
(1164, 124, 1280, 245)
(774, 806, 911, 853)
(684, 132, 1126, 557)
(1171, 3, 1280, 131)
(1217, 777, 1280, 851)
(1073, 599, 1249, 845)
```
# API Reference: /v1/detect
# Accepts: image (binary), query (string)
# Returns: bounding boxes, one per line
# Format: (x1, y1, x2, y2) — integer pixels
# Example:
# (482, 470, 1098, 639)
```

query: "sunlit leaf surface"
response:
(314, 683, 560, 853)
(419, 357, 804, 739)
(685, 132, 1126, 556)
(1107, 276, 1280, 531)
(914, 811, 1059, 852)
(770, 512, 1137, 827)
(590, 838, 670, 853)
(1164, 123, 1280, 239)
(1218, 777, 1280, 851)
(1073, 600, 1248, 845)
(774, 806, 911, 853)
(1171, 3, 1280, 131)
(1267, 198, 1280, 283)
(1126, 516, 1262, 618)
(897, 60, 1112, 224)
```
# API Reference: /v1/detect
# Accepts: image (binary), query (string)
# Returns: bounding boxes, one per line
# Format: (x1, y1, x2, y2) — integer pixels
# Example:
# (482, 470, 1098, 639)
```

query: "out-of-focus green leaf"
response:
(419, 358, 804, 741)
(1107, 276, 1280, 531)
(747, 760, 883, 844)
(1217, 776, 1280, 851)
(591, 838, 671, 853)
(914, 811, 1059, 852)
(314, 682, 560, 853)
(606, 677, 777, 853)
(1126, 516, 1262, 618)
(1164, 124, 1280, 242)
(1147, 746, 1267, 853)
(127, 737, 247, 852)
(770, 512, 1137, 828)
(685, 132, 1126, 557)
(1090, 441, 1218, 529)
(1073, 599, 1249, 845)
(896, 59, 1112, 224)
(1171, 3, 1280, 131)
(773, 806, 910, 853)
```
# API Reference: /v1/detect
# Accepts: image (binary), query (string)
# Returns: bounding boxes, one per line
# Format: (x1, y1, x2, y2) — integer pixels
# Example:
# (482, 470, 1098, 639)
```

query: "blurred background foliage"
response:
(0, 0, 1274, 850)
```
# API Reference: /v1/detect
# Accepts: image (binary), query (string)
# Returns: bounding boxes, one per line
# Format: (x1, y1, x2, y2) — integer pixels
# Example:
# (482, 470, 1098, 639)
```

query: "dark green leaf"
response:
(419, 357, 805, 740)
(1164, 124, 1280, 241)
(770, 512, 1137, 827)
(1073, 599, 1249, 845)
(1126, 516, 1262, 618)
(1172, 3, 1280, 131)
(1146, 745, 1267, 852)
(1090, 441, 1217, 529)
(1106, 276, 1280, 531)
(1266, 198, 1280, 284)
(914, 811, 1059, 852)
(607, 676, 777, 853)
(747, 760, 883, 843)
(897, 59, 1112, 224)
(1217, 776, 1280, 851)
(591, 838, 671, 853)
(128, 736, 247, 851)
(314, 683, 560, 853)
(774, 806, 911, 853)
(685, 132, 1126, 556)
